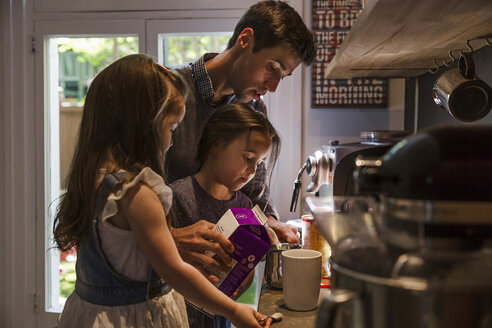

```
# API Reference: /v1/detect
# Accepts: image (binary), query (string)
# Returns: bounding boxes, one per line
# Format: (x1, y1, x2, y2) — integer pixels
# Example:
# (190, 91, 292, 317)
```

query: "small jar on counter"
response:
(302, 214, 331, 277)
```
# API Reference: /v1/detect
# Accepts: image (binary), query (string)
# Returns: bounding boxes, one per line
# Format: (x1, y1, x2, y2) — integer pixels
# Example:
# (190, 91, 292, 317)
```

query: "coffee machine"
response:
(290, 130, 409, 212)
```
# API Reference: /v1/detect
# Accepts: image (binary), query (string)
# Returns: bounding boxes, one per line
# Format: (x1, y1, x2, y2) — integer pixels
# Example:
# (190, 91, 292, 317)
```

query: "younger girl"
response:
(53, 54, 270, 328)
(170, 103, 281, 328)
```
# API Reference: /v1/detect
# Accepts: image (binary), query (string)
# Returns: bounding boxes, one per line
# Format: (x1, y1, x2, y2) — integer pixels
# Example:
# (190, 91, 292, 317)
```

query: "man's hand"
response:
(171, 220, 234, 283)
(267, 215, 299, 244)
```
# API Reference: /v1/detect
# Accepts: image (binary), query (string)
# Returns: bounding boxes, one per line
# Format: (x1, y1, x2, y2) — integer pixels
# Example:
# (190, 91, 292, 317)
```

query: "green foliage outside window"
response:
(57, 37, 138, 103)
(163, 35, 231, 66)
(58, 37, 138, 72)
(59, 261, 76, 299)
(56, 35, 231, 102)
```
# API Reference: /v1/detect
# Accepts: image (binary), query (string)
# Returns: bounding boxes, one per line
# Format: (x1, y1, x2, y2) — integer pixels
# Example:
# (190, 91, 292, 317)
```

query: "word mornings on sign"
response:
(313, 79, 387, 106)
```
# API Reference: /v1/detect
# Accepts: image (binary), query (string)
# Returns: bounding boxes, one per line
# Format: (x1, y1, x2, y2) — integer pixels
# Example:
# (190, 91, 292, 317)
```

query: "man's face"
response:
(231, 41, 301, 103)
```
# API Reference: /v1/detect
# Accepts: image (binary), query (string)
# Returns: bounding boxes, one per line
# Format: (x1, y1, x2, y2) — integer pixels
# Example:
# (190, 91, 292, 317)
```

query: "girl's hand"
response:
(230, 303, 272, 328)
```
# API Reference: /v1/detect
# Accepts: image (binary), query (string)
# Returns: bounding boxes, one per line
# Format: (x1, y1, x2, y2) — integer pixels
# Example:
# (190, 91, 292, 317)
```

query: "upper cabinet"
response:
(324, 0, 492, 78)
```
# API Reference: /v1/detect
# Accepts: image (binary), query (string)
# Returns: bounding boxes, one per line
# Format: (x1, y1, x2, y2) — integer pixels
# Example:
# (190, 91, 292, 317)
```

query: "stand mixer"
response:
(306, 125, 492, 328)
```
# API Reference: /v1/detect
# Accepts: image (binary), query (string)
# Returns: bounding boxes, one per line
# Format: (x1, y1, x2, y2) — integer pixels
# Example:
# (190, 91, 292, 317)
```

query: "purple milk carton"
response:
(188, 205, 271, 316)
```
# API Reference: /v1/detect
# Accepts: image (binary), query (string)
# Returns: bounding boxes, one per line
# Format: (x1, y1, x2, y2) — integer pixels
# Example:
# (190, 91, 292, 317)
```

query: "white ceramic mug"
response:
(282, 249, 322, 311)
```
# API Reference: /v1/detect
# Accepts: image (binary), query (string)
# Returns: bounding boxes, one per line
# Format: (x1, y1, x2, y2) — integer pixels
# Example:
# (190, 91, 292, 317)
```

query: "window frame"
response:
(146, 10, 303, 219)
(30, 2, 304, 325)
(146, 18, 238, 64)
(34, 0, 257, 13)
(34, 19, 146, 326)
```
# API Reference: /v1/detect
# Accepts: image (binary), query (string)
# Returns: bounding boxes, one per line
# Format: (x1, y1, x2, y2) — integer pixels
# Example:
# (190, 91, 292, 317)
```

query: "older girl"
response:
(53, 54, 270, 328)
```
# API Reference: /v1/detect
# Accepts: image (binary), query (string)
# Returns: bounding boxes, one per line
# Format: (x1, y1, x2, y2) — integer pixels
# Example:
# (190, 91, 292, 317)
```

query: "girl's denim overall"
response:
(74, 172, 171, 306)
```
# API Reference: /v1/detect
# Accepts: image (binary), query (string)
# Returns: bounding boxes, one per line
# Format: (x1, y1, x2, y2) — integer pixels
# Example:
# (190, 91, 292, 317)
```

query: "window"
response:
(34, 20, 146, 326)
(30, 8, 303, 326)
(52, 33, 233, 308)
(46, 36, 139, 310)
(161, 34, 231, 66)
(147, 17, 304, 222)
(159, 31, 266, 308)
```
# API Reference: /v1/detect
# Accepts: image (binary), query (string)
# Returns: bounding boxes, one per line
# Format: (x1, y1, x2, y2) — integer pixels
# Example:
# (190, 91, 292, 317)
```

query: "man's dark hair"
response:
(227, 0, 316, 65)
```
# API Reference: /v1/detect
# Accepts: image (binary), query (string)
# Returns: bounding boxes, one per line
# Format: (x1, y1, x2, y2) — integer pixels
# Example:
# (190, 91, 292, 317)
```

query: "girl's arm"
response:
(118, 182, 270, 328)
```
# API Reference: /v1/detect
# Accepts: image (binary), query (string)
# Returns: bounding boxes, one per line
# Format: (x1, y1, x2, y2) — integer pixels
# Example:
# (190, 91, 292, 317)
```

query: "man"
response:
(168, 0, 315, 287)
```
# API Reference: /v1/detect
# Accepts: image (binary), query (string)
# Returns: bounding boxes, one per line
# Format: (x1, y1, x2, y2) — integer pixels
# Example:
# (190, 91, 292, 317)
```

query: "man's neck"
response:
(204, 49, 235, 104)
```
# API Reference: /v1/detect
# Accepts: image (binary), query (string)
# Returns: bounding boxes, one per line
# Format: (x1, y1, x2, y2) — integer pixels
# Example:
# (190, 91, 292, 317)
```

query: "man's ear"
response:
(236, 27, 254, 49)
(211, 143, 223, 155)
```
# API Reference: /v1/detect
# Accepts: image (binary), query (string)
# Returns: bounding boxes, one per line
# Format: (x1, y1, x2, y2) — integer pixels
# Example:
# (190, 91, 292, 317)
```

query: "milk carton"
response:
(188, 205, 271, 316)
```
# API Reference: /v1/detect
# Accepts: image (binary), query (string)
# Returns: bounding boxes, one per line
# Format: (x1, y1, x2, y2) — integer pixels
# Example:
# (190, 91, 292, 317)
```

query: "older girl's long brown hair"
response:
(53, 54, 187, 252)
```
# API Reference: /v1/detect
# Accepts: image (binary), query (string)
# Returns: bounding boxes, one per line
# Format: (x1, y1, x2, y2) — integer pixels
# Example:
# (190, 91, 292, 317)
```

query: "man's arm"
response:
(170, 221, 235, 283)
(169, 179, 238, 282)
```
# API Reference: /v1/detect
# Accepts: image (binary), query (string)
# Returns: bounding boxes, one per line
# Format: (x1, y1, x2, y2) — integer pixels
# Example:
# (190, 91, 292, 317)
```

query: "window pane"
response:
(159, 30, 267, 308)
(161, 34, 232, 66)
(46, 36, 138, 310)
(159, 30, 261, 309)
(58, 37, 138, 104)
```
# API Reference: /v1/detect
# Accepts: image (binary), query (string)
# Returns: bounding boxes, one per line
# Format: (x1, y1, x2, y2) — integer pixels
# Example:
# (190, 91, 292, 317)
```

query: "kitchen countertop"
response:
(257, 279, 330, 328)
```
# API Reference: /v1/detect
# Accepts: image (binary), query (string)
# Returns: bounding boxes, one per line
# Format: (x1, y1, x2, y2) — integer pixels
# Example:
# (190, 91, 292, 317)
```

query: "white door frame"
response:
(2, 1, 37, 327)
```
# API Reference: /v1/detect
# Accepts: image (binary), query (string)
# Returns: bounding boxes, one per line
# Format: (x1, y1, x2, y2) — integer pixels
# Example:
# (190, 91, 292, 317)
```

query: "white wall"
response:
(297, 78, 405, 216)
(33, 0, 256, 12)
(294, 1, 405, 216)
(303, 78, 405, 156)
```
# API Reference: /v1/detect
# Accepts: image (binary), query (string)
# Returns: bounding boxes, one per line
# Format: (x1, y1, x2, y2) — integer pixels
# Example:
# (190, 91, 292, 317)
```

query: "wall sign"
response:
(311, 0, 387, 108)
